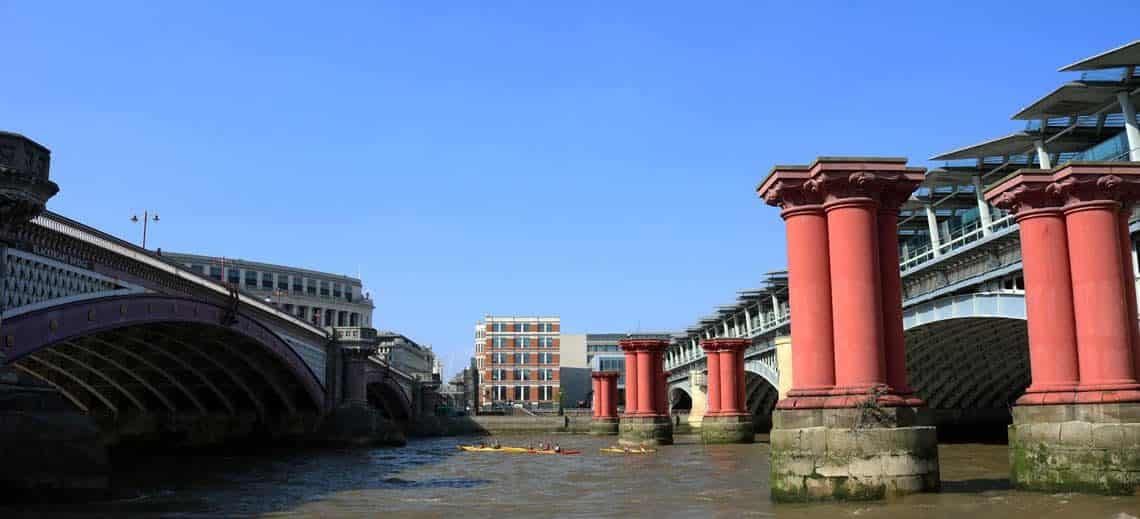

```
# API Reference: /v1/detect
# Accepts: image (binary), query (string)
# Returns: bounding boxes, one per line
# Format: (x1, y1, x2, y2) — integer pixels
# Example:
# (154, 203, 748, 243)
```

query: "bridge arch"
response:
(366, 379, 413, 421)
(904, 292, 1029, 432)
(0, 294, 324, 424)
(669, 386, 692, 412)
(744, 370, 779, 432)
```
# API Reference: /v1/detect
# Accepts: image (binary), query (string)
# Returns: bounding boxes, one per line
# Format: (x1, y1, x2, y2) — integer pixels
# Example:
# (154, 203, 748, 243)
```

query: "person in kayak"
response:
(554, 443, 561, 453)
(491, 440, 501, 449)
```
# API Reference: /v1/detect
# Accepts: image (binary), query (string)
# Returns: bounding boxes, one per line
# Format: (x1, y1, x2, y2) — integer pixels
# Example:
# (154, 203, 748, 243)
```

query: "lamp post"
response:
(130, 210, 160, 249)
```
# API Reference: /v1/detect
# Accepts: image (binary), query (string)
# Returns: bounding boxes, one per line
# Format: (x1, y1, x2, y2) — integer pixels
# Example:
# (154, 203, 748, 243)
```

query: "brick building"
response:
(475, 316, 561, 410)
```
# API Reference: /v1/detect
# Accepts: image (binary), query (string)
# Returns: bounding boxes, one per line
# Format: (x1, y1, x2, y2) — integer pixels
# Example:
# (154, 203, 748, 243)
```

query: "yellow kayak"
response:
(458, 445, 529, 453)
(600, 447, 657, 454)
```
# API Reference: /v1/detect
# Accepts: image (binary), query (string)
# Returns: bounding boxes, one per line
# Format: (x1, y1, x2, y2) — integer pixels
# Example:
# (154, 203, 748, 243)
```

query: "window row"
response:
(489, 336, 557, 348)
(188, 264, 356, 302)
(489, 385, 556, 401)
(489, 322, 557, 332)
(488, 352, 556, 364)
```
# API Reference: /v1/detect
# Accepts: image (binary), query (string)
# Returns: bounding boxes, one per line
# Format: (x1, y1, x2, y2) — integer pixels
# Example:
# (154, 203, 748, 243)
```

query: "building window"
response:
(517, 336, 529, 348)
(306, 279, 316, 296)
(540, 323, 553, 332)
(518, 323, 528, 332)
(262, 273, 274, 289)
(320, 280, 329, 297)
(493, 337, 505, 348)
(333, 283, 342, 298)
(517, 353, 527, 364)
(493, 323, 504, 332)
(540, 352, 554, 364)
(292, 278, 303, 293)
(539, 386, 553, 400)
(519, 386, 530, 401)
(226, 268, 240, 285)
(278, 276, 289, 290)
(493, 386, 507, 401)
(209, 266, 222, 280)
(190, 264, 204, 274)
(515, 369, 527, 381)
(244, 270, 258, 288)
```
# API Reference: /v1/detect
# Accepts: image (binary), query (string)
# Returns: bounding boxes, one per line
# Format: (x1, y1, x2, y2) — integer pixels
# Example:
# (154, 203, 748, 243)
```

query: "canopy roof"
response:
(930, 131, 1102, 161)
(1060, 40, 1140, 71)
(1011, 82, 1124, 120)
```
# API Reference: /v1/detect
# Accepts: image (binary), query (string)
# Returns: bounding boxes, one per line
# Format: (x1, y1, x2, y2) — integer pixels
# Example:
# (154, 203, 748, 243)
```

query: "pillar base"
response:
(588, 417, 620, 436)
(1009, 402, 1140, 495)
(619, 415, 673, 446)
(700, 414, 754, 444)
(770, 407, 940, 502)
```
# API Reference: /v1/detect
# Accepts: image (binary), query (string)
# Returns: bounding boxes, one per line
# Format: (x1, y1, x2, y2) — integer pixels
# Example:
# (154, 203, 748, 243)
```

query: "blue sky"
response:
(5, 1, 1139, 377)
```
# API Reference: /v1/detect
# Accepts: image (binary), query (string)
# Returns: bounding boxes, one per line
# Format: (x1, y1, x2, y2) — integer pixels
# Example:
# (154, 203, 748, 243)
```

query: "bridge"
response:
(0, 132, 434, 452)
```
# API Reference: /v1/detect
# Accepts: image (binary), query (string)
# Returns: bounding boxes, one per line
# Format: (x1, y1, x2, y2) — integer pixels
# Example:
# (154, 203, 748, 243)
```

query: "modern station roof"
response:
(929, 131, 1101, 161)
(1011, 82, 1127, 120)
(1059, 40, 1140, 71)
(676, 271, 788, 339)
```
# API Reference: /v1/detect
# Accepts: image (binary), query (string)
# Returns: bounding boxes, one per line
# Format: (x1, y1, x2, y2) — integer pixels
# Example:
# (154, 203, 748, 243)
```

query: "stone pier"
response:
(759, 157, 939, 502)
(988, 162, 1140, 494)
(589, 371, 620, 435)
(700, 338, 753, 443)
(618, 338, 673, 446)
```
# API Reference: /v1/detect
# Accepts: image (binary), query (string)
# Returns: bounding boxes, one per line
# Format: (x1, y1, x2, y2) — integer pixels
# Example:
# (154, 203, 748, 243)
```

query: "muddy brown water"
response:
(3, 434, 1139, 518)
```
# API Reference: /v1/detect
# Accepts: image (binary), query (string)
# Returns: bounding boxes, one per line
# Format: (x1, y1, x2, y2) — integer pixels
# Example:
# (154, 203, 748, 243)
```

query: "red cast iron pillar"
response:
(987, 170, 1081, 401)
(699, 338, 754, 443)
(988, 162, 1140, 494)
(590, 371, 621, 435)
(759, 158, 925, 408)
(618, 338, 673, 446)
(758, 166, 837, 405)
(622, 346, 639, 415)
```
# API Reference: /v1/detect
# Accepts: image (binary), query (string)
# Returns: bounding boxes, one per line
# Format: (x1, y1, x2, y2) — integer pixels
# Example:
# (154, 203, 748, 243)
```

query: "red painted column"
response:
(1065, 200, 1138, 389)
(622, 347, 639, 415)
(1119, 207, 1140, 380)
(591, 377, 600, 418)
(1018, 208, 1081, 396)
(657, 359, 668, 415)
(720, 349, 741, 414)
(878, 184, 923, 398)
(604, 374, 619, 418)
(636, 349, 654, 415)
(759, 168, 835, 404)
(736, 347, 747, 413)
(703, 341, 722, 416)
(826, 197, 887, 391)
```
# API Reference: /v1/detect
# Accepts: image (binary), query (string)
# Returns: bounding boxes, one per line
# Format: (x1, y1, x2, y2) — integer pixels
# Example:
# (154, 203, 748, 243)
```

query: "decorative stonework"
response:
(0, 132, 58, 230)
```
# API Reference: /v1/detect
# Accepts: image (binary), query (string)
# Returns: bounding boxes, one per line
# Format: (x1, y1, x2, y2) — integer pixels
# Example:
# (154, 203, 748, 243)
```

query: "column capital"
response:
(591, 371, 620, 380)
(1050, 162, 1140, 206)
(757, 158, 924, 214)
(700, 337, 751, 353)
(618, 338, 668, 353)
(986, 168, 1061, 217)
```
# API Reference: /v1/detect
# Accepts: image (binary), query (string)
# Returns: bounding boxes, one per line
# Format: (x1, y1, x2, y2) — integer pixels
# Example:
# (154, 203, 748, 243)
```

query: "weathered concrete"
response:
(1009, 402, 1140, 495)
(701, 414, 754, 444)
(619, 415, 674, 446)
(770, 407, 940, 502)
(589, 417, 619, 436)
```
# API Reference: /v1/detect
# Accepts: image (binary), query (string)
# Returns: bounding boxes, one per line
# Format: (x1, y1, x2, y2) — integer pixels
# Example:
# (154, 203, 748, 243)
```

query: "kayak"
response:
(458, 446, 529, 453)
(458, 445, 580, 455)
(600, 448, 657, 454)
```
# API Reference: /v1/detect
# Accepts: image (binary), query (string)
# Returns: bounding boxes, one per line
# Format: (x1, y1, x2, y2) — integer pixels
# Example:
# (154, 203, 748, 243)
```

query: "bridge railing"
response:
(32, 212, 329, 338)
(900, 214, 1016, 272)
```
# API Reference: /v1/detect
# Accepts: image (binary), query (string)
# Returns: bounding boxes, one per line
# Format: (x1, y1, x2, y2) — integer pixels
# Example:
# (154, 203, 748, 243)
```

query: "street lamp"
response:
(130, 210, 160, 249)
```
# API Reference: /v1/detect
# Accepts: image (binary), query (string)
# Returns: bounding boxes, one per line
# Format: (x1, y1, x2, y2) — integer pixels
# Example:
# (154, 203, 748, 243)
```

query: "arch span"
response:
(366, 379, 413, 421)
(904, 292, 1029, 436)
(670, 386, 692, 412)
(745, 371, 779, 433)
(0, 294, 324, 422)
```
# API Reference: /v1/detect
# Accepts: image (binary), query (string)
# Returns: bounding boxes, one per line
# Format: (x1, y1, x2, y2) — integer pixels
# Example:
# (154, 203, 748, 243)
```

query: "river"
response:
(4, 435, 1139, 518)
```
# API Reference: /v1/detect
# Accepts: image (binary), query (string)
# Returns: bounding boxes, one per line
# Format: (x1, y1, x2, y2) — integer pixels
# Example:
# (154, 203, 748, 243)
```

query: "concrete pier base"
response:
(320, 405, 407, 447)
(619, 415, 673, 446)
(701, 414, 754, 444)
(1009, 402, 1140, 495)
(589, 417, 619, 436)
(769, 407, 940, 502)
